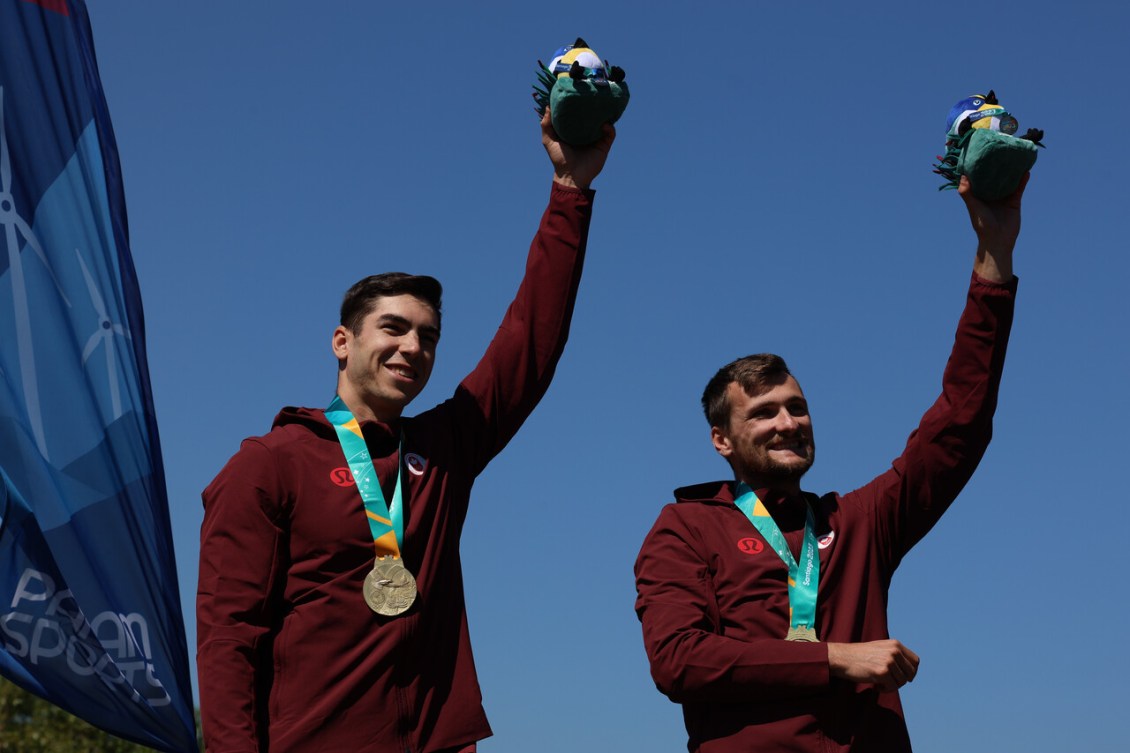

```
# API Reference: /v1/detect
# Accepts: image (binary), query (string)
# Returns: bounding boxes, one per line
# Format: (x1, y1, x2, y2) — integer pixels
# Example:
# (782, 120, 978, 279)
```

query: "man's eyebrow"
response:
(743, 394, 803, 410)
(376, 313, 441, 339)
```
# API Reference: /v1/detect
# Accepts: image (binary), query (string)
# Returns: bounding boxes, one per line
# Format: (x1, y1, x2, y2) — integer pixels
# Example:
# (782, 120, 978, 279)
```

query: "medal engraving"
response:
(363, 558, 417, 616)
(785, 625, 819, 642)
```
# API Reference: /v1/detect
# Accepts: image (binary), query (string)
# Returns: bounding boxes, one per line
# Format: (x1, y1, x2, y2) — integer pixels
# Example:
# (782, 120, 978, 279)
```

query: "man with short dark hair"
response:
(197, 111, 615, 753)
(634, 174, 1027, 753)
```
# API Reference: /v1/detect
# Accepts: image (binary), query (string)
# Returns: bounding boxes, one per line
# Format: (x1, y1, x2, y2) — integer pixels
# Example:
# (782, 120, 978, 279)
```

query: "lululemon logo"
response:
(737, 537, 764, 555)
(330, 467, 355, 487)
(405, 453, 428, 476)
(818, 531, 835, 550)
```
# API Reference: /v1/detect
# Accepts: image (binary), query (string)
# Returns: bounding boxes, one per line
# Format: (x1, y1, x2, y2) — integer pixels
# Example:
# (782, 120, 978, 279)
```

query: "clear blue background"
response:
(85, 2, 1128, 751)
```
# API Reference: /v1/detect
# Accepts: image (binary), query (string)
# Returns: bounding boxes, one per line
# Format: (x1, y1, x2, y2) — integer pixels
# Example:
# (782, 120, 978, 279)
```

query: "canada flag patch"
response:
(405, 452, 428, 476)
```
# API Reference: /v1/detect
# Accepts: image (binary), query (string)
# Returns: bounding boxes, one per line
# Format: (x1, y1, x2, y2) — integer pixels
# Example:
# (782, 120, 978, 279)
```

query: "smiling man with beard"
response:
(634, 173, 1028, 753)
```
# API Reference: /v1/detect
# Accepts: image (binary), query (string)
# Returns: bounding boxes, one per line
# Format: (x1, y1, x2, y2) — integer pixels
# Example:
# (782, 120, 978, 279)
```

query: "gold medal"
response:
(785, 625, 819, 642)
(363, 557, 417, 616)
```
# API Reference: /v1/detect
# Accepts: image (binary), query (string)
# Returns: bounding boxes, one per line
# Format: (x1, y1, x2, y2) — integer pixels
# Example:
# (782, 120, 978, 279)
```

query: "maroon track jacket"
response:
(198, 184, 594, 753)
(635, 274, 1017, 752)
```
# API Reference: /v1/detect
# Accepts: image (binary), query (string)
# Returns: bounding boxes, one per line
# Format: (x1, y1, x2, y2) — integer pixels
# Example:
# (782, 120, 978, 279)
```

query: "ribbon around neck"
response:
(325, 395, 404, 558)
(734, 482, 820, 639)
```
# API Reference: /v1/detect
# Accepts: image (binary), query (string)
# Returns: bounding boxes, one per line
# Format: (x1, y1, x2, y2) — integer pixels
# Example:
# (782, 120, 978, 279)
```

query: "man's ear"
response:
(332, 325, 350, 361)
(711, 425, 733, 459)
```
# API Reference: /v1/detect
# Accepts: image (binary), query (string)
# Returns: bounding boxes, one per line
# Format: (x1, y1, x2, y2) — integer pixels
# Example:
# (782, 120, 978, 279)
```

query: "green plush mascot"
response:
(933, 90, 1044, 200)
(533, 38, 629, 146)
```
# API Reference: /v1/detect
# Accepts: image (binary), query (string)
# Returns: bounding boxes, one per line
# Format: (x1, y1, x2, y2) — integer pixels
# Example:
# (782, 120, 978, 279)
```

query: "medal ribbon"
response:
(325, 396, 404, 559)
(734, 482, 819, 638)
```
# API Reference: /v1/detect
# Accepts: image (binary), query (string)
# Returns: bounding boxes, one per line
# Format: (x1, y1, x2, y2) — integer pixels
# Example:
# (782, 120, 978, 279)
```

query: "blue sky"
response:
(82, 2, 1129, 751)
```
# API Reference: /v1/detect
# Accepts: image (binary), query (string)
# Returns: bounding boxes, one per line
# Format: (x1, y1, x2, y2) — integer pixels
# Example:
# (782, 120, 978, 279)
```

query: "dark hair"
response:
(701, 353, 793, 428)
(340, 273, 443, 334)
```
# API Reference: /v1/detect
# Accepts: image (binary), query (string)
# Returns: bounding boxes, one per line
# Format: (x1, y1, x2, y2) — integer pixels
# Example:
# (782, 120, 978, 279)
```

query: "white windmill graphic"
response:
(0, 85, 72, 459)
(76, 247, 130, 420)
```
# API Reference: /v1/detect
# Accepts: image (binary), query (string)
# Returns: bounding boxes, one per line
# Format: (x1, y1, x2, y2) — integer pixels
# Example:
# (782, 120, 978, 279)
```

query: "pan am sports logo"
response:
(0, 569, 172, 705)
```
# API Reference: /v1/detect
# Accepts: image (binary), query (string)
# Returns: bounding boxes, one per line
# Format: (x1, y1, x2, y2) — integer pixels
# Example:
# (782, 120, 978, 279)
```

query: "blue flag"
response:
(0, 1, 196, 750)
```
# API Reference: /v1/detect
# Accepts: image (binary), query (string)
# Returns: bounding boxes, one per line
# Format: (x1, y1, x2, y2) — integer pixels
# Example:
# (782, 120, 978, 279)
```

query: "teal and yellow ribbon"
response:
(325, 396, 404, 558)
(734, 482, 820, 639)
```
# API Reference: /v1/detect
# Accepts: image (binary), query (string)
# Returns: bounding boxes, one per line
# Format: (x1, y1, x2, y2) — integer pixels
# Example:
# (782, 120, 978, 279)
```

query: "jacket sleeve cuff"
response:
(971, 270, 1019, 294)
(550, 181, 596, 203)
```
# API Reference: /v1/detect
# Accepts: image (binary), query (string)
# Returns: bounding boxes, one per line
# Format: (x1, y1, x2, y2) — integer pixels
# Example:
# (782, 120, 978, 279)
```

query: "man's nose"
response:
(775, 409, 799, 432)
(399, 332, 422, 355)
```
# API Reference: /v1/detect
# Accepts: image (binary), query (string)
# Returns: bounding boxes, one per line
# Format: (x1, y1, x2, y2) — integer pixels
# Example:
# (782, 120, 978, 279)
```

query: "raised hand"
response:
(960, 172, 1028, 283)
(541, 107, 616, 190)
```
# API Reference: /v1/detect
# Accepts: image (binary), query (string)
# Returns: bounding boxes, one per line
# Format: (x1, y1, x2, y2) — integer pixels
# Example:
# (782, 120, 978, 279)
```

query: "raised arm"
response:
(820, 174, 1029, 689)
(447, 113, 616, 473)
(859, 174, 1027, 563)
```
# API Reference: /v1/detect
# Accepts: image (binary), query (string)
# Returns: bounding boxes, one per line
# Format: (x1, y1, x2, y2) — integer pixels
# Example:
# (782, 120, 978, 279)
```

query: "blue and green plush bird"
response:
(933, 90, 1044, 200)
(532, 38, 629, 146)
